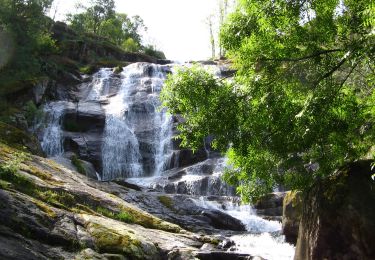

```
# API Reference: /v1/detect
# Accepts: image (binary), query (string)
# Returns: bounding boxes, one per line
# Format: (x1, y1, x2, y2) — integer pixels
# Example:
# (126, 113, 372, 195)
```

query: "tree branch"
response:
(260, 49, 343, 62)
(313, 56, 348, 88)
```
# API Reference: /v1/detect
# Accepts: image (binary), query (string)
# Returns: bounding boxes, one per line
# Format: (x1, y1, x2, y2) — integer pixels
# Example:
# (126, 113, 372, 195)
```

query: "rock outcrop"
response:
(0, 142, 214, 259)
(294, 160, 375, 260)
(52, 22, 170, 67)
(0, 121, 44, 156)
(282, 190, 302, 244)
(253, 192, 286, 217)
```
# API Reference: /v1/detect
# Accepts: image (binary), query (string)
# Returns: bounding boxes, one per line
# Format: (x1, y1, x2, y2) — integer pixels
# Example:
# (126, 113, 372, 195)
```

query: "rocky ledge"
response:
(0, 140, 261, 259)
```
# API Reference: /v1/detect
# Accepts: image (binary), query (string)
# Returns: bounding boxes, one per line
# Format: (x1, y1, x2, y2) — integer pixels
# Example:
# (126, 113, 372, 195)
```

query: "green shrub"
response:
(143, 45, 166, 59)
(24, 100, 43, 126)
(122, 38, 140, 52)
(0, 152, 35, 194)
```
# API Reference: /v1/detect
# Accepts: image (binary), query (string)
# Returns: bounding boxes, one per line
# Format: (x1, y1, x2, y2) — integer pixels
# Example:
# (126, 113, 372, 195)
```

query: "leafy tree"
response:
(122, 38, 140, 52)
(206, 15, 216, 59)
(143, 45, 166, 60)
(0, 0, 56, 93)
(67, 1, 145, 50)
(161, 0, 375, 202)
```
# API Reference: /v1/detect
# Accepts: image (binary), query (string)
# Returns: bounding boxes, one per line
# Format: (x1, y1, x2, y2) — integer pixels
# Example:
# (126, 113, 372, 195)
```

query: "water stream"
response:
(40, 101, 66, 156)
(192, 197, 295, 259)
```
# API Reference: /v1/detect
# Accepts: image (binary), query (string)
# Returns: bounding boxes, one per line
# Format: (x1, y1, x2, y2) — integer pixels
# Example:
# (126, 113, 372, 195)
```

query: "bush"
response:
(122, 38, 140, 52)
(24, 100, 43, 126)
(0, 151, 35, 194)
(143, 45, 166, 59)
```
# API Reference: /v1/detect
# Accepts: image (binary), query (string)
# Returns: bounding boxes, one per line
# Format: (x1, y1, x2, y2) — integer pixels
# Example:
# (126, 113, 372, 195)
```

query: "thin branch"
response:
(260, 49, 343, 62)
(313, 56, 348, 88)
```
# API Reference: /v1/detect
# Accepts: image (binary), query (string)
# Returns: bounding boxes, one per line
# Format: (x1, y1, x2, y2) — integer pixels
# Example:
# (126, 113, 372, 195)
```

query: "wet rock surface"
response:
(253, 192, 286, 217)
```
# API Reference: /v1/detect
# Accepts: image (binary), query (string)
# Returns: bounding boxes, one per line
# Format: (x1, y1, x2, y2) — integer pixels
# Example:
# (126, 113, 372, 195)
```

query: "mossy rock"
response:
(121, 205, 181, 233)
(82, 215, 159, 259)
(282, 190, 302, 244)
(158, 195, 174, 210)
(0, 121, 43, 156)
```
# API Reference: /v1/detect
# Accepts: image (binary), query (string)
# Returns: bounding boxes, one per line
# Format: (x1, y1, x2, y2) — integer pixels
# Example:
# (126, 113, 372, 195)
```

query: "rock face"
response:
(0, 141, 262, 259)
(282, 190, 302, 244)
(253, 192, 286, 217)
(0, 121, 44, 156)
(61, 101, 106, 172)
(201, 209, 246, 231)
(294, 160, 375, 260)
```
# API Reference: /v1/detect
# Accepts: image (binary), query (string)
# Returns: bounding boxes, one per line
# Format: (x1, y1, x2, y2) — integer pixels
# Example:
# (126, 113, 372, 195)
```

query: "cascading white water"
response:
(86, 68, 113, 101)
(38, 63, 173, 179)
(40, 101, 66, 156)
(101, 63, 172, 180)
(192, 197, 295, 260)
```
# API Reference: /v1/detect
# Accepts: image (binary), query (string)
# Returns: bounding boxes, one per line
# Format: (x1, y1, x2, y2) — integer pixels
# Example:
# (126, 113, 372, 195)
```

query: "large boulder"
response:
(253, 192, 286, 217)
(62, 101, 105, 132)
(63, 132, 103, 172)
(294, 160, 375, 260)
(282, 190, 302, 244)
(61, 101, 105, 172)
(201, 209, 246, 231)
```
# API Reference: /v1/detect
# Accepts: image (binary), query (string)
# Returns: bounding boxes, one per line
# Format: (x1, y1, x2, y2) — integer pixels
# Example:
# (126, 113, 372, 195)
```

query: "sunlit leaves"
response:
(161, 0, 374, 202)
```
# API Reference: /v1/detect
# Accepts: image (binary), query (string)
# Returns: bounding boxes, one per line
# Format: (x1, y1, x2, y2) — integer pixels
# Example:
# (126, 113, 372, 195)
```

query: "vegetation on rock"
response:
(0, 0, 57, 95)
(66, 0, 165, 58)
(71, 154, 87, 175)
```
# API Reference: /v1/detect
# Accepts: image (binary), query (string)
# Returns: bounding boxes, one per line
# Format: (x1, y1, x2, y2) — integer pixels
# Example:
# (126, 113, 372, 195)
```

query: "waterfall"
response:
(40, 101, 66, 156)
(38, 63, 173, 180)
(101, 63, 172, 180)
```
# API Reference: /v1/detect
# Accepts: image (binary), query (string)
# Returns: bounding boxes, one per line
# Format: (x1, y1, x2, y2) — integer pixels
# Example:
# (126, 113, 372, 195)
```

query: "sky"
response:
(50, 0, 221, 62)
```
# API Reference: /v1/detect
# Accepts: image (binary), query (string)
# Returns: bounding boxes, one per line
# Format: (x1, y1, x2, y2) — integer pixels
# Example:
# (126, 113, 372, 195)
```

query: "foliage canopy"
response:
(0, 0, 57, 92)
(161, 0, 375, 202)
(67, 0, 147, 53)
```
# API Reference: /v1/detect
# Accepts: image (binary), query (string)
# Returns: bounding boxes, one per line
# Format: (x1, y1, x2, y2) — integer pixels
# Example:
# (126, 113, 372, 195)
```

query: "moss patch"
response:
(0, 122, 43, 155)
(37, 189, 76, 210)
(33, 199, 57, 218)
(96, 206, 135, 224)
(70, 155, 86, 175)
(86, 222, 154, 259)
(158, 195, 174, 210)
(120, 205, 181, 233)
